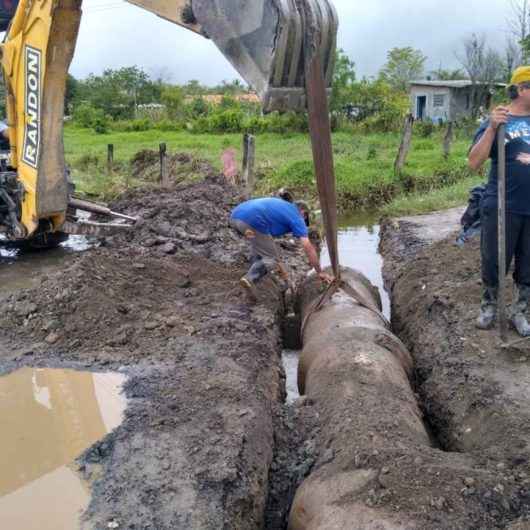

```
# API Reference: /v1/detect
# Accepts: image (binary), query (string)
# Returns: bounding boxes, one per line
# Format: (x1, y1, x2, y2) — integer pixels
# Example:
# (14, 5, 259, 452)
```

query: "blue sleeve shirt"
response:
(231, 198, 309, 238)
(472, 115, 530, 215)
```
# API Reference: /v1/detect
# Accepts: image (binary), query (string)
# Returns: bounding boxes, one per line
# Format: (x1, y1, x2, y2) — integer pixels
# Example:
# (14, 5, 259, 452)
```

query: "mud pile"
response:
(381, 212, 530, 528)
(0, 169, 311, 529)
(130, 150, 215, 185)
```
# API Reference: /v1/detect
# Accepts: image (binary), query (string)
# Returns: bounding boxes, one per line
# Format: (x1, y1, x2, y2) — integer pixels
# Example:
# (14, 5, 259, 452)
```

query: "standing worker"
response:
(468, 66, 530, 337)
(230, 197, 333, 299)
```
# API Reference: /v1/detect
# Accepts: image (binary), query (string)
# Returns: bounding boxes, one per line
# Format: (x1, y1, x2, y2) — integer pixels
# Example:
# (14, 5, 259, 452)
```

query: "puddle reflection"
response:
(0, 368, 126, 529)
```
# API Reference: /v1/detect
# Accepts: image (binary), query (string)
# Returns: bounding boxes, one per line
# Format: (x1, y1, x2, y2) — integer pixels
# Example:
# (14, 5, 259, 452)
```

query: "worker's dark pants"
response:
(481, 207, 530, 289)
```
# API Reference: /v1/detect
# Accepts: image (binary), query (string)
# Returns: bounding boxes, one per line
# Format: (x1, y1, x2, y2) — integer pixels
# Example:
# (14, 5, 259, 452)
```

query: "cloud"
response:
(70, 0, 512, 83)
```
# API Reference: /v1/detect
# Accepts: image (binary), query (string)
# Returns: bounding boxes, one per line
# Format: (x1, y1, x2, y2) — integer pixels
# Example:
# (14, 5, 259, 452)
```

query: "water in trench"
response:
(282, 212, 389, 403)
(0, 234, 96, 294)
(0, 367, 127, 529)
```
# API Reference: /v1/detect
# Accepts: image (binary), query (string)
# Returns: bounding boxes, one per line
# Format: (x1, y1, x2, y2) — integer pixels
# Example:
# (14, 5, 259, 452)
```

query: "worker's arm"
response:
(468, 106, 509, 172)
(300, 237, 334, 284)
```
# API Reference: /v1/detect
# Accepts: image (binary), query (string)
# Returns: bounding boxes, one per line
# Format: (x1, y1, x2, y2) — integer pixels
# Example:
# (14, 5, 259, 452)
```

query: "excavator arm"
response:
(0, 0, 337, 241)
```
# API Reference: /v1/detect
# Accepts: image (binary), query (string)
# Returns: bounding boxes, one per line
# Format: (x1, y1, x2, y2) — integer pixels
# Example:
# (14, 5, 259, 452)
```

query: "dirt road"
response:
(0, 162, 310, 529)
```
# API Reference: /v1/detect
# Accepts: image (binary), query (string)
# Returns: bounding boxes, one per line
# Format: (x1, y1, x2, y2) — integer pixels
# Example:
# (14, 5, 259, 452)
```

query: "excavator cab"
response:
(0, 0, 337, 244)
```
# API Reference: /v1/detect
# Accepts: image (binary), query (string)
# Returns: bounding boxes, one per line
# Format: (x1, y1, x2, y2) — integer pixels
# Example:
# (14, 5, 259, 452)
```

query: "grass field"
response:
(64, 125, 486, 215)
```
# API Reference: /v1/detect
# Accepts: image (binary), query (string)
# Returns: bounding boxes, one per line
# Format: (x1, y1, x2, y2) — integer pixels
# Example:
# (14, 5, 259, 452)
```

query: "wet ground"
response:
(0, 171, 311, 529)
(0, 367, 126, 530)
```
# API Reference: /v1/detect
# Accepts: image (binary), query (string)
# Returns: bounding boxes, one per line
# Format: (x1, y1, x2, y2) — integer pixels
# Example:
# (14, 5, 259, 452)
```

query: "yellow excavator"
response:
(0, 0, 337, 248)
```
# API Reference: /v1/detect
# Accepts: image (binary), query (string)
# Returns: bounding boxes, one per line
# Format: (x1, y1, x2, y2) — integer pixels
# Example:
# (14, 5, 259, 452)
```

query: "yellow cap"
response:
(511, 66, 530, 85)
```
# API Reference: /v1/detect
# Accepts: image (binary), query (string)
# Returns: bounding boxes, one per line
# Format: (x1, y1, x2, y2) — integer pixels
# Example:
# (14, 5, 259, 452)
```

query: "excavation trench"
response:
(3, 172, 529, 528)
(274, 211, 530, 529)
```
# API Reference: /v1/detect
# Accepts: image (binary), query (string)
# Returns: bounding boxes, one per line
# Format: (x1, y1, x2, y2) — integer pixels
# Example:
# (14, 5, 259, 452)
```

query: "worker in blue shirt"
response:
(230, 197, 333, 299)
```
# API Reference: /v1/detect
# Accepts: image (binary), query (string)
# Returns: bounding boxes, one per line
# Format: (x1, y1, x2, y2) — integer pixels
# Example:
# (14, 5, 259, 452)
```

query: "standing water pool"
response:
(0, 367, 127, 529)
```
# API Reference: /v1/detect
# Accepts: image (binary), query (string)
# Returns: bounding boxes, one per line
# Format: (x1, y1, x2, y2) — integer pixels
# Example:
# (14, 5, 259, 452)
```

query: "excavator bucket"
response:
(126, 0, 338, 113)
(191, 0, 338, 112)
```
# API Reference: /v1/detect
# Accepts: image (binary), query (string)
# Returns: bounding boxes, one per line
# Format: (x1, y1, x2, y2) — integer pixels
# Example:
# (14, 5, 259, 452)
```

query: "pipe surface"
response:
(289, 268, 430, 530)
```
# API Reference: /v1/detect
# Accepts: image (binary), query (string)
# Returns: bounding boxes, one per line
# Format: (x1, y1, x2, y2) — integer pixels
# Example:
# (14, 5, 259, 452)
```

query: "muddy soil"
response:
(0, 163, 311, 529)
(381, 209, 530, 529)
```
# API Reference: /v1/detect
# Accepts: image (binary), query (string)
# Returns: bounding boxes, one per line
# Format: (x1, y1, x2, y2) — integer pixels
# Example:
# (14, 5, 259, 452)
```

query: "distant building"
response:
(409, 80, 505, 122)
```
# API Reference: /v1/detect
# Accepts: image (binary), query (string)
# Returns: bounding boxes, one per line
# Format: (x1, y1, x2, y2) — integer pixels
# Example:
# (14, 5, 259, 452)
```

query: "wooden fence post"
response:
(394, 114, 414, 175)
(159, 142, 169, 188)
(242, 133, 256, 197)
(107, 144, 114, 175)
(443, 121, 454, 159)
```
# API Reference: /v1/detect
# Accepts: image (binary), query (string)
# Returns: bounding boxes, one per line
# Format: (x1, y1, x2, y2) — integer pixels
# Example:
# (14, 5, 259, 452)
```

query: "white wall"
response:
(410, 86, 451, 122)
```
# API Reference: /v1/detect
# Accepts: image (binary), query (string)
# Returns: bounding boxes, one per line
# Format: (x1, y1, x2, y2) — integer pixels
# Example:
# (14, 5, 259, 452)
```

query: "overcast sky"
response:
(71, 0, 512, 84)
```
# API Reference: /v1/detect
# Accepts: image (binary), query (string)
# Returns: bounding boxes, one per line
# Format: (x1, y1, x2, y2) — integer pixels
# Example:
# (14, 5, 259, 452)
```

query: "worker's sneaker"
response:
(476, 287, 497, 330)
(511, 285, 530, 337)
(240, 277, 258, 301)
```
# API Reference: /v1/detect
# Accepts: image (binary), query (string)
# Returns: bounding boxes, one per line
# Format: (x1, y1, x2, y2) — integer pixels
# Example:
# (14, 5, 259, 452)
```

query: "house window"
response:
(433, 94, 445, 108)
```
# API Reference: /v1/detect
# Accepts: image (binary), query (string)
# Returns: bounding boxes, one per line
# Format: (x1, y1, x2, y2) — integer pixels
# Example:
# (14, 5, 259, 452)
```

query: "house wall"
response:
(449, 87, 473, 121)
(409, 86, 450, 122)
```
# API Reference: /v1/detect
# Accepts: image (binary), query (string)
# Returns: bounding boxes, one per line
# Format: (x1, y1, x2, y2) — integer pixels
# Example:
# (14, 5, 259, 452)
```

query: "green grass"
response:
(64, 125, 482, 215)
(380, 175, 484, 217)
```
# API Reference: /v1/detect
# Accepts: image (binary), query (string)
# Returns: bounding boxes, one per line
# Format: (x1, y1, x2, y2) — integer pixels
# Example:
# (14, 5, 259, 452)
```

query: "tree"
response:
(161, 85, 185, 119)
(379, 47, 427, 92)
(508, 0, 530, 62)
(74, 66, 160, 119)
(183, 80, 206, 96)
(213, 79, 247, 95)
(505, 39, 522, 81)
(114, 66, 150, 116)
(65, 73, 79, 115)
(330, 48, 356, 112)
(456, 34, 504, 115)
(430, 66, 467, 81)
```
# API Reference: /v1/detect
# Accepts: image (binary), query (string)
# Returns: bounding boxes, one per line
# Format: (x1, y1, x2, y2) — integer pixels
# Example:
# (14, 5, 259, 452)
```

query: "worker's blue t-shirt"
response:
(231, 198, 308, 238)
(472, 115, 530, 215)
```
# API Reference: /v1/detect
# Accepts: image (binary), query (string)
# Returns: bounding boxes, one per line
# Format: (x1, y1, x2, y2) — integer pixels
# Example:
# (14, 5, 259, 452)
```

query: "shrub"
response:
(415, 120, 436, 138)
(111, 118, 153, 132)
(73, 103, 105, 128)
(155, 119, 184, 132)
(186, 97, 210, 118)
(93, 116, 109, 134)
(209, 108, 245, 132)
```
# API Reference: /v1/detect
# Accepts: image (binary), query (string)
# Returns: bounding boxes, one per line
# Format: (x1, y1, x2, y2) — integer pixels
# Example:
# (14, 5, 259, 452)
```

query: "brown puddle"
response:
(0, 367, 126, 529)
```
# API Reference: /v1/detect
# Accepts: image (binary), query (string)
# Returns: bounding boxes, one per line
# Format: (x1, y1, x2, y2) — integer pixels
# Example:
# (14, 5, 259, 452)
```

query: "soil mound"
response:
(130, 149, 215, 184)
(381, 214, 530, 528)
(0, 173, 310, 529)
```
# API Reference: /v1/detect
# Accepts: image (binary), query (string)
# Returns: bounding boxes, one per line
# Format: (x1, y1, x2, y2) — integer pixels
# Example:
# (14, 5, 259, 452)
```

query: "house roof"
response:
(410, 79, 506, 89)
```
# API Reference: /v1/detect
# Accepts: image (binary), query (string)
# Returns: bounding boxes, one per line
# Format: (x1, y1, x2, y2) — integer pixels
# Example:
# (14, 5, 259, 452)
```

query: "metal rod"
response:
(68, 197, 137, 223)
(497, 124, 508, 343)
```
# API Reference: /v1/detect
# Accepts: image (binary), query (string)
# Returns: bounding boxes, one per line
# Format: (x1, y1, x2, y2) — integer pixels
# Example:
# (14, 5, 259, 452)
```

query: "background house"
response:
(409, 80, 504, 122)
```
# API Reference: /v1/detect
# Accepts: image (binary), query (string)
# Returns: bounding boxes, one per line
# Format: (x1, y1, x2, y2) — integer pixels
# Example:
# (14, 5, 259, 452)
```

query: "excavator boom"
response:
(0, 0, 337, 240)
